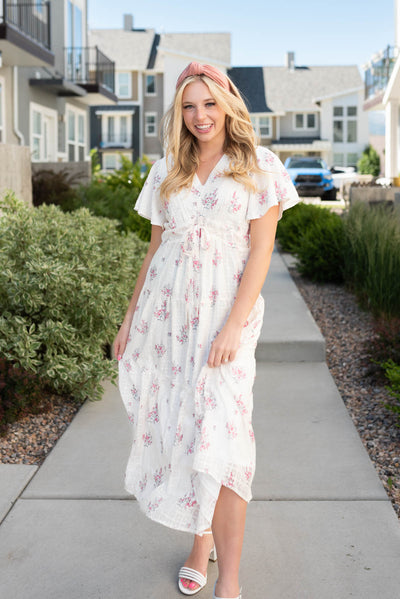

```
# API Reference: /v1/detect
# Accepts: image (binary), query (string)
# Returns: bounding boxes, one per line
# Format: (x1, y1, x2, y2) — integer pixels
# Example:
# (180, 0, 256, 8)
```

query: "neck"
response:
(197, 140, 225, 162)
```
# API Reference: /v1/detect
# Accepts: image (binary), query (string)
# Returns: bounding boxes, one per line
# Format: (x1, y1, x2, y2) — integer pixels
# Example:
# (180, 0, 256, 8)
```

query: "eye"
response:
(205, 102, 216, 108)
(183, 104, 193, 110)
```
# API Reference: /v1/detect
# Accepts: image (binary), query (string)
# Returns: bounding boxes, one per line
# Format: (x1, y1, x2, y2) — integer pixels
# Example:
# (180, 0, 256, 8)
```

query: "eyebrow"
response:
(182, 98, 215, 104)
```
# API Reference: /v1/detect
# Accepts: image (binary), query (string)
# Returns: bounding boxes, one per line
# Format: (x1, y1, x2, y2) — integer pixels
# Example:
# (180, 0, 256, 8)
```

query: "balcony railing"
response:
(64, 46, 115, 94)
(99, 132, 132, 148)
(1, 1, 51, 49)
(364, 45, 399, 100)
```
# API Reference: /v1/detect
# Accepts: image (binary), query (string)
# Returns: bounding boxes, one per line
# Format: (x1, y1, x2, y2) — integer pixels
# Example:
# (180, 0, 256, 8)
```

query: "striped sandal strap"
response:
(178, 567, 207, 587)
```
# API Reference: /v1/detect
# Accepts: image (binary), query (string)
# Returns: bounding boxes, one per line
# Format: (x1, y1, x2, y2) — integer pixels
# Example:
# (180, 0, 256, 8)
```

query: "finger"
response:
(207, 347, 215, 368)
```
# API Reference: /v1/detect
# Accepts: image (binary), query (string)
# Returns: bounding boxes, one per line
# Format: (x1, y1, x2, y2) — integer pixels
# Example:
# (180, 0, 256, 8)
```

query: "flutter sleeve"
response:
(246, 146, 300, 221)
(134, 158, 166, 226)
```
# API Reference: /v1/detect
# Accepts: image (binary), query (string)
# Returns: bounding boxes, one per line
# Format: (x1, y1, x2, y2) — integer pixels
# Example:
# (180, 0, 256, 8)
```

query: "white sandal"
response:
(213, 581, 242, 599)
(178, 531, 217, 596)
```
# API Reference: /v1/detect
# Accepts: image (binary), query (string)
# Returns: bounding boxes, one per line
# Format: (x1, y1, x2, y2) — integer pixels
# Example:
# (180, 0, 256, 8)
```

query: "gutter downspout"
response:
(13, 66, 25, 145)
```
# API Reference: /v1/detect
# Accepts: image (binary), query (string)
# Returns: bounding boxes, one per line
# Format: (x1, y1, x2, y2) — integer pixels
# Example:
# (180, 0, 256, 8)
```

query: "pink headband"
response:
(176, 62, 230, 92)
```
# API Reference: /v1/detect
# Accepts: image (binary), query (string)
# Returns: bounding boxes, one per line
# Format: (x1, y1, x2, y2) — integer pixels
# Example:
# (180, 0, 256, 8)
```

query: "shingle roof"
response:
(228, 67, 271, 113)
(88, 29, 156, 71)
(154, 33, 231, 69)
(262, 65, 362, 111)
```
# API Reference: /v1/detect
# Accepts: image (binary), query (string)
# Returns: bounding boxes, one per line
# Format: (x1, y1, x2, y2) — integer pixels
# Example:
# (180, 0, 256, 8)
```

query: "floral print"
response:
(119, 146, 299, 534)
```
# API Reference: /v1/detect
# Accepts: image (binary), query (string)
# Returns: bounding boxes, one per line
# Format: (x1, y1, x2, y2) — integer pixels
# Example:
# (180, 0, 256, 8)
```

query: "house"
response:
(0, 0, 117, 201)
(89, 15, 230, 168)
(229, 53, 368, 168)
(362, 0, 400, 179)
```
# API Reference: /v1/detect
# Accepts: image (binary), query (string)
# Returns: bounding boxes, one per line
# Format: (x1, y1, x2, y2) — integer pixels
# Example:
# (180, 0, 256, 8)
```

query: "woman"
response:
(114, 62, 299, 599)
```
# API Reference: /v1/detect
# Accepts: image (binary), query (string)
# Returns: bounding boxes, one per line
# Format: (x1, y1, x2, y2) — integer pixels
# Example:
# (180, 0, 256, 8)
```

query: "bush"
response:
(344, 202, 400, 318)
(276, 203, 330, 254)
(357, 145, 380, 177)
(71, 155, 152, 242)
(32, 168, 79, 209)
(296, 210, 345, 283)
(0, 194, 148, 411)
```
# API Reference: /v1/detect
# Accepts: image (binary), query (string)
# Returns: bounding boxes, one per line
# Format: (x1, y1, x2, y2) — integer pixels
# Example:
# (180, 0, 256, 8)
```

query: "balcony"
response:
(99, 132, 133, 149)
(0, 1, 54, 66)
(64, 46, 117, 105)
(363, 45, 399, 110)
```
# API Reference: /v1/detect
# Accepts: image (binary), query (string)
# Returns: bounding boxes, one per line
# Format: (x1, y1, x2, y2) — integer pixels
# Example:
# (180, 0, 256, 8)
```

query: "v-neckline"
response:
(194, 154, 226, 187)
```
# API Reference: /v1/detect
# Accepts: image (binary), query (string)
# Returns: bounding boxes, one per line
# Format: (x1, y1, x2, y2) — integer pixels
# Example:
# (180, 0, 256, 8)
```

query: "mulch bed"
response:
(289, 268, 400, 519)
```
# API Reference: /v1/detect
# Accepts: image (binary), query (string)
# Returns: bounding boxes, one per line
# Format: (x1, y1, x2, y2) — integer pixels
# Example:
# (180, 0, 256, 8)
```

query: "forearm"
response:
(226, 243, 274, 328)
(122, 250, 155, 326)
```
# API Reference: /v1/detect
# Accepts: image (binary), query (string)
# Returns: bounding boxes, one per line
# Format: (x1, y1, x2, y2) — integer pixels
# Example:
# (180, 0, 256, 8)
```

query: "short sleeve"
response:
(246, 146, 300, 221)
(134, 158, 166, 226)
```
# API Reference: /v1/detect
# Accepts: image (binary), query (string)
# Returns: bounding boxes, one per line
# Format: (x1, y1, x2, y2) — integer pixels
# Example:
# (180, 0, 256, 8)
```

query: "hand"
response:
(113, 320, 131, 362)
(207, 321, 242, 368)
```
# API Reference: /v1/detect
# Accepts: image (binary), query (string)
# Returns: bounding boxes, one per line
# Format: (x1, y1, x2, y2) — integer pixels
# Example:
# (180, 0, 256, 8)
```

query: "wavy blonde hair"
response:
(160, 74, 262, 201)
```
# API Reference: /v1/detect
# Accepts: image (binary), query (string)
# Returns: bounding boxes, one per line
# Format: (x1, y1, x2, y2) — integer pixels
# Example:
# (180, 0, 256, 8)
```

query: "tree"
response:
(357, 145, 381, 177)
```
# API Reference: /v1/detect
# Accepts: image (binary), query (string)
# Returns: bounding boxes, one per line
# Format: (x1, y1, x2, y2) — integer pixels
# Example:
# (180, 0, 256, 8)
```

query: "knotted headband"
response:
(176, 62, 231, 92)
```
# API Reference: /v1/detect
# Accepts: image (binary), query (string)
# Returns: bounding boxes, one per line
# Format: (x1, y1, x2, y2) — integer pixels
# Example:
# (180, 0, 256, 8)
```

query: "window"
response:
(145, 75, 156, 95)
(251, 115, 271, 138)
(30, 103, 57, 161)
(107, 116, 115, 143)
(333, 153, 344, 167)
(347, 153, 359, 167)
(103, 152, 131, 171)
(145, 112, 157, 137)
(0, 80, 4, 143)
(97, 111, 133, 147)
(117, 72, 131, 99)
(294, 112, 317, 131)
(32, 110, 42, 160)
(333, 120, 343, 142)
(333, 105, 357, 144)
(120, 116, 128, 143)
(67, 106, 86, 161)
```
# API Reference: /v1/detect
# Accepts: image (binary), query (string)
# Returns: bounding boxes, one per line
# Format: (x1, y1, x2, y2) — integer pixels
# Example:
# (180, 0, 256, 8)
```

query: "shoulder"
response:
(145, 157, 168, 187)
(255, 146, 284, 173)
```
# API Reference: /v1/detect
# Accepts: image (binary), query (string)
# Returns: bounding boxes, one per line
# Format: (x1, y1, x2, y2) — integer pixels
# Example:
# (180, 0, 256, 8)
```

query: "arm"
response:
(207, 204, 279, 368)
(114, 225, 163, 359)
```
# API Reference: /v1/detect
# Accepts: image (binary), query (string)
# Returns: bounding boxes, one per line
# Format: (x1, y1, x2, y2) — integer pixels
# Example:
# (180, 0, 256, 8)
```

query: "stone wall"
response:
(349, 185, 400, 206)
(0, 145, 32, 205)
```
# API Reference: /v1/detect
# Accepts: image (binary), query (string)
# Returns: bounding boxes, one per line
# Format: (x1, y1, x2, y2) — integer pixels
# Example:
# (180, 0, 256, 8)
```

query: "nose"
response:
(195, 106, 206, 120)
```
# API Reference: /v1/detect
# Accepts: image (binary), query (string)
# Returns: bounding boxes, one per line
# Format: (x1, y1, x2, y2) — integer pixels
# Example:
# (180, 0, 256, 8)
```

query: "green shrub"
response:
(381, 359, 400, 424)
(276, 203, 330, 254)
(32, 168, 79, 209)
(344, 202, 400, 318)
(296, 210, 345, 283)
(357, 144, 380, 177)
(0, 194, 148, 407)
(71, 155, 152, 242)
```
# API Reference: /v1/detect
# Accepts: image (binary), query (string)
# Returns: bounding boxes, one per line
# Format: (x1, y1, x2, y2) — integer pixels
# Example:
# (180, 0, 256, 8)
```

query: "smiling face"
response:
(182, 79, 226, 148)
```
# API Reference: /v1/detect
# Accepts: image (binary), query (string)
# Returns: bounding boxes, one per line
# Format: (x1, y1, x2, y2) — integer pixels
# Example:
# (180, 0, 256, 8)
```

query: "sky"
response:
(88, 0, 395, 71)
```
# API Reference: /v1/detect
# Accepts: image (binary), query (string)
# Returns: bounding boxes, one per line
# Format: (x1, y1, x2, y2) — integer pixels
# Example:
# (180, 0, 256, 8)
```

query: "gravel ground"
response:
(0, 394, 84, 465)
(290, 268, 400, 519)
(1, 268, 399, 520)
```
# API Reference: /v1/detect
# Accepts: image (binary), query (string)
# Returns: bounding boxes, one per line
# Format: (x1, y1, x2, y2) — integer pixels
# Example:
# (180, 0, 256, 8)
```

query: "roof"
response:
(88, 29, 156, 70)
(154, 32, 231, 68)
(228, 67, 271, 113)
(262, 65, 362, 111)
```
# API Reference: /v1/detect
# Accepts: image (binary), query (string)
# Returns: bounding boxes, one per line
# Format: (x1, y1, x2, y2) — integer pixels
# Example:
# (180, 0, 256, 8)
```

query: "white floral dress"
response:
(119, 146, 299, 533)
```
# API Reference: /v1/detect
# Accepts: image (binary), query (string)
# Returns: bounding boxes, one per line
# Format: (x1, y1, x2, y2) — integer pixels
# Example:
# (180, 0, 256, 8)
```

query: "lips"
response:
(195, 124, 213, 133)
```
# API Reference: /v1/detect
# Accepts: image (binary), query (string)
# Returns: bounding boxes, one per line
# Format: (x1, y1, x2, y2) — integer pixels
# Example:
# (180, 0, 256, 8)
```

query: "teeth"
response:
(196, 124, 212, 129)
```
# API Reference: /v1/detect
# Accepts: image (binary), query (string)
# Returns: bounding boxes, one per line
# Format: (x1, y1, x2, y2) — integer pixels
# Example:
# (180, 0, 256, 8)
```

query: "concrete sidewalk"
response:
(1, 250, 400, 598)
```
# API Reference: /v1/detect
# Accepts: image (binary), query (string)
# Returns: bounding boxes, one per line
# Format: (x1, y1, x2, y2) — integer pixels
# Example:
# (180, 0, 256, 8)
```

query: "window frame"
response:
(0, 77, 5, 143)
(145, 112, 157, 137)
(30, 102, 57, 162)
(293, 112, 318, 131)
(66, 104, 86, 162)
(251, 114, 272, 138)
(145, 74, 156, 96)
(117, 72, 132, 99)
(333, 105, 358, 144)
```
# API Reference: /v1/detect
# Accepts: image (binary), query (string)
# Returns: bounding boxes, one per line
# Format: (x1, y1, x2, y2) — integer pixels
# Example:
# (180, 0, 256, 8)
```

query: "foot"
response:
(180, 532, 215, 592)
(214, 579, 241, 598)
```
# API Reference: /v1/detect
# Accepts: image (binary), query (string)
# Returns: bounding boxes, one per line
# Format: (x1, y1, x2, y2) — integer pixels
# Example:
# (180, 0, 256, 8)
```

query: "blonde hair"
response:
(160, 74, 262, 201)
